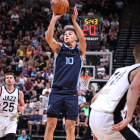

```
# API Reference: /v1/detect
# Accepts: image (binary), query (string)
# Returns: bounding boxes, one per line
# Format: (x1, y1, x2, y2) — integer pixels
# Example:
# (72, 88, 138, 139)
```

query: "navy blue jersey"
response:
(52, 43, 83, 88)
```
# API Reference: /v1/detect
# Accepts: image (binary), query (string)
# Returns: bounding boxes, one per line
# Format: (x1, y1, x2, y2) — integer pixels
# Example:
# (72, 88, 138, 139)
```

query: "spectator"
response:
(39, 56, 46, 72)
(32, 90, 38, 102)
(23, 67, 30, 77)
(34, 72, 45, 88)
(17, 130, 29, 140)
(43, 91, 50, 108)
(75, 0, 83, 15)
(19, 72, 27, 85)
(87, 8, 94, 16)
(26, 55, 34, 71)
(103, 17, 110, 31)
(8, 7, 14, 16)
(115, 0, 124, 9)
(41, 67, 48, 78)
(45, 67, 53, 78)
(6, 45, 14, 61)
(34, 103, 43, 115)
(76, 110, 88, 137)
(25, 45, 34, 58)
(82, 103, 89, 116)
(17, 30, 23, 41)
(37, 95, 47, 110)
(101, 31, 107, 44)
(17, 45, 25, 57)
(11, 10, 19, 22)
(78, 90, 86, 107)
(42, 83, 51, 95)
(6, 65, 14, 73)
(17, 57, 26, 71)
(34, 26, 44, 38)
(0, 44, 5, 59)
(14, 76, 23, 90)
(100, 46, 109, 52)
(105, 42, 114, 52)
(29, 96, 35, 109)
(23, 77, 34, 96)
(108, 26, 118, 42)
(32, 36, 39, 48)
(28, 108, 42, 137)
(97, 64, 106, 77)
(24, 31, 31, 41)
(42, 109, 47, 126)
(48, 76, 52, 86)
(31, 68, 37, 82)
(135, 113, 140, 132)
(21, 100, 33, 119)
(5, 20, 15, 34)
(111, 17, 119, 31)
(64, 21, 74, 30)
(0, 71, 5, 86)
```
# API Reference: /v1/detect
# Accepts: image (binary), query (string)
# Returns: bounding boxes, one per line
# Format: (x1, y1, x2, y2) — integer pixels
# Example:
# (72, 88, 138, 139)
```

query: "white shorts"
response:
(0, 116, 17, 138)
(89, 109, 140, 140)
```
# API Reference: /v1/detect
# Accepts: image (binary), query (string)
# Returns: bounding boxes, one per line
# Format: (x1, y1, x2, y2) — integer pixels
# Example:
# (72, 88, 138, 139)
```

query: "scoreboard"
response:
(77, 16, 101, 42)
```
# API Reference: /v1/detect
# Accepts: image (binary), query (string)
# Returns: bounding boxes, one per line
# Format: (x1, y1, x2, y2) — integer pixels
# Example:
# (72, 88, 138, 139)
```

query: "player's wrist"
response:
(125, 117, 132, 123)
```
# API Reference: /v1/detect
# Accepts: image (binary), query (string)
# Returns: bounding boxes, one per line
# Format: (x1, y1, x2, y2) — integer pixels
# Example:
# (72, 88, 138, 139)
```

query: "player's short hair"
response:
(64, 28, 77, 36)
(5, 72, 15, 78)
(133, 44, 140, 59)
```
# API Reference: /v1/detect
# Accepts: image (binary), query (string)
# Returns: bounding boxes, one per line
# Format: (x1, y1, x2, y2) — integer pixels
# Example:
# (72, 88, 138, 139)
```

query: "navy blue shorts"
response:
(47, 88, 78, 121)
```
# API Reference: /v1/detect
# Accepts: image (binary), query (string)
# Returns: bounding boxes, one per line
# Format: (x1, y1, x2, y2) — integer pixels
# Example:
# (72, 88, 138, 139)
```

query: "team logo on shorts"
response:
(48, 105, 51, 109)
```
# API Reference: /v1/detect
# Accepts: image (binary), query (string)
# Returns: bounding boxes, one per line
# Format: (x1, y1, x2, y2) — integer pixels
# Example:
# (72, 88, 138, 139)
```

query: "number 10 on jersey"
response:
(66, 57, 74, 65)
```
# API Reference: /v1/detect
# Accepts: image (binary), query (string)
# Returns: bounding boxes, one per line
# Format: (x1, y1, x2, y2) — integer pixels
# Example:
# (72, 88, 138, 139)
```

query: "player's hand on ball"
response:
(52, 12, 63, 22)
(18, 105, 23, 112)
(72, 6, 78, 21)
(111, 118, 130, 131)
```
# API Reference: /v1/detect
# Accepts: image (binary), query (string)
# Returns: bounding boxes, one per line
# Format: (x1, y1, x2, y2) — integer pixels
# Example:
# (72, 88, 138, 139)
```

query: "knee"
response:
(66, 124, 74, 134)
(47, 124, 55, 132)
(28, 121, 32, 125)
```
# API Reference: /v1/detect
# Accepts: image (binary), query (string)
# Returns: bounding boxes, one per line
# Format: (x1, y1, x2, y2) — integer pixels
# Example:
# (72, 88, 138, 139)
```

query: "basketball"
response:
(51, 0, 69, 15)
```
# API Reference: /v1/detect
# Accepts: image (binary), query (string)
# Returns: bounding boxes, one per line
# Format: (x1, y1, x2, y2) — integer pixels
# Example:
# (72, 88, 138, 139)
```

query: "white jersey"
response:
(91, 63, 140, 114)
(0, 86, 19, 117)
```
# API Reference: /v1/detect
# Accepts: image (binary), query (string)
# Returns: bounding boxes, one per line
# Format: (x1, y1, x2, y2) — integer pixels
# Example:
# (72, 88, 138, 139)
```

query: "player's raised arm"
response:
(72, 6, 86, 55)
(45, 13, 63, 53)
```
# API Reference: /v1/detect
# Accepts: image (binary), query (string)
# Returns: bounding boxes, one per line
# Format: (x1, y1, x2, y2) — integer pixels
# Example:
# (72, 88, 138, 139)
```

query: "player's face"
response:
(64, 30, 77, 44)
(5, 75, 15, 86)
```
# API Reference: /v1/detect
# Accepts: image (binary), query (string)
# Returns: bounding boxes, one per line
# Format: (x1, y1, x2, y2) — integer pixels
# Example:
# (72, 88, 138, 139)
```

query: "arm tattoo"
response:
(53, 40, 60, 46)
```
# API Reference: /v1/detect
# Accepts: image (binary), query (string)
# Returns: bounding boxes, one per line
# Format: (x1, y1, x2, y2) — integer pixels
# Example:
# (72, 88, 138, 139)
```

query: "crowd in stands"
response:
(0, 0, 136, 139)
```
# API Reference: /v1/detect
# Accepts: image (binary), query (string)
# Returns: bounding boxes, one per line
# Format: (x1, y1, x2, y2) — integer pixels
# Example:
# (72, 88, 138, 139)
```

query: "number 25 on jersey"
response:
(66, 57, 74, 65)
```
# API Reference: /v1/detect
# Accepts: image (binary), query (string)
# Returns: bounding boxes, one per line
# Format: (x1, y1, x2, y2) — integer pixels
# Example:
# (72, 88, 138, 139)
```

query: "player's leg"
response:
(44, 92, 64, 140)
(44, 116, 57, 140)
(65, 119, 76, 140)
(89, 109, 104, 140)
(64, 91, 78, 140)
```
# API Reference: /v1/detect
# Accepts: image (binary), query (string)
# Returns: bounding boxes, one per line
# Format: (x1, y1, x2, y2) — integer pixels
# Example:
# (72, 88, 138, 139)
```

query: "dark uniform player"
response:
(44, 7, 86, 140)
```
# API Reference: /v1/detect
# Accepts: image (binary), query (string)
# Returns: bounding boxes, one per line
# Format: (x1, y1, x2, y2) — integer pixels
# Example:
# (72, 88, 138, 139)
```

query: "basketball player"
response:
(44, 7, 86, 140)
(0, 72, 25, 140)
(89, 44, 140, 140)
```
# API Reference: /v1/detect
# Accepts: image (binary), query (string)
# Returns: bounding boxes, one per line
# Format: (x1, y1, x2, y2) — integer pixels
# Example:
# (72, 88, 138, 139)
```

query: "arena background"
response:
(0, 0, 140, 140)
